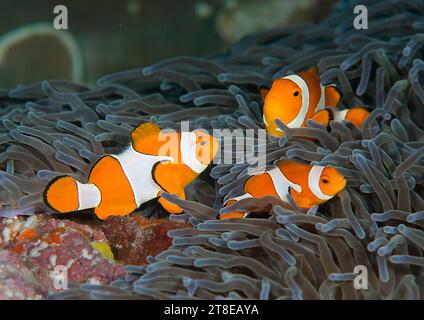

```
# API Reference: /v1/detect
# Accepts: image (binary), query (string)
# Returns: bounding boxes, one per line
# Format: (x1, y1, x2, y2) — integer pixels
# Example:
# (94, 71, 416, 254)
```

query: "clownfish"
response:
(261, 66, 341, 137)
(43, 122, 219, 220)
(221, 160, 347, 219)
(261, 67, 369, 136)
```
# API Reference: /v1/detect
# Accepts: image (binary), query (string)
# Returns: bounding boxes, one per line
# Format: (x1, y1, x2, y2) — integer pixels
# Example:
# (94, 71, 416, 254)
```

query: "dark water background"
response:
(0, 0, 334, 87)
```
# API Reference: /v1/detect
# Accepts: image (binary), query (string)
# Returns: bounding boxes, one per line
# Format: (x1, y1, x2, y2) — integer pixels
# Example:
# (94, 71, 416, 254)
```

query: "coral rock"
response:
(101, 215, 188, 265)
(0, 249, 46, 300)
(0, 215, 125, 296)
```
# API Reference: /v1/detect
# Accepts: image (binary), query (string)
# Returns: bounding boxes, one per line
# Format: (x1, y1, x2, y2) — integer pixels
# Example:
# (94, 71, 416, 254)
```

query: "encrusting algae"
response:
(91, 241, 115, 262)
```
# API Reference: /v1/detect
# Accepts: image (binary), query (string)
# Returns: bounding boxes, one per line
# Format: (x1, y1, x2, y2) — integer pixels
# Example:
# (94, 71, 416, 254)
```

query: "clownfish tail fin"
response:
(43, 176, 80, 213)
(44, 176, 101, 214)
(344, 107, 370, 128)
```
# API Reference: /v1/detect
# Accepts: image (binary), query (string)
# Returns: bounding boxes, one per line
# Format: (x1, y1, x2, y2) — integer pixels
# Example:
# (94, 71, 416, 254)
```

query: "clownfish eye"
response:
(322, 178, 329, 184)
(293, 91, 300, 97)
(200, 141, 206, 146)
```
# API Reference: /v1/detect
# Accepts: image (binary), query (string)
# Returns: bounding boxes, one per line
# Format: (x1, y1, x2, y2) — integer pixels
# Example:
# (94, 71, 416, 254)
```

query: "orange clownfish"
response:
(261, 67, 370, 136)
(44, 122, 219, 220)
(261, 66, 341, 137)
(221, 160, 347, 219)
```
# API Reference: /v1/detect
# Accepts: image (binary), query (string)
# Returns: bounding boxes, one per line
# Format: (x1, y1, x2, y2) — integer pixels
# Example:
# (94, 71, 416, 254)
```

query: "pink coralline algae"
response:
(0, 249, 46, 299)
(0, 215, 125, 299)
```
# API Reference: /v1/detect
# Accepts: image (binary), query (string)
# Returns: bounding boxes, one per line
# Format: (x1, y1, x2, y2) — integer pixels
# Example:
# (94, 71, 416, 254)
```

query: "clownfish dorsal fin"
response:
(307, 66, 319, 76)
(260, 87, 269, 100)
(131, 122, 162, 155)
(301, 66, 321, 86)
(277, 159, 307, 188)
(277, 159, 304, 171)
(324, 85, 342, 108)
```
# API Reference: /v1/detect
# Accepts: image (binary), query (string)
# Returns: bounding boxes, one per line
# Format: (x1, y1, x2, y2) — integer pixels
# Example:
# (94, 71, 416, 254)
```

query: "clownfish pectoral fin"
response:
(310, 108, 334, 128)
(43, 175, 79, 213)
(152, 161, 198, 194)
(260, 87, 269, 100)
(157, 190, 185, 213)
(130, 122, 163, 155)
(153, 161, 195, 214)
(324, 85, 342, 108)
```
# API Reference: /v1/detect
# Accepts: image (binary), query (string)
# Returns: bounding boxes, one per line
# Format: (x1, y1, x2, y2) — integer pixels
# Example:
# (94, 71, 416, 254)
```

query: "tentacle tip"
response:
(142, 67, 154, 76)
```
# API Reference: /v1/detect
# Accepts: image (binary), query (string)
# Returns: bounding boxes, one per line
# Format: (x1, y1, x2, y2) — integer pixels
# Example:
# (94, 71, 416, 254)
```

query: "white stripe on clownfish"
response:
(111, 146, 174, 207)
(266, 166, 302, 201)
(308, 166, 332, 201)
(283, 74, 310, 128)
(226, 167, 302, 205)
(334, 109, 349, 122)
(315, 84, 326, 113)
(76, 181, 101, 210)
